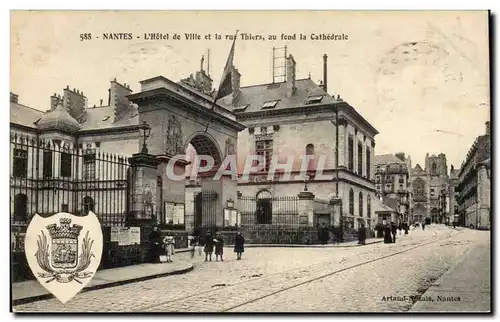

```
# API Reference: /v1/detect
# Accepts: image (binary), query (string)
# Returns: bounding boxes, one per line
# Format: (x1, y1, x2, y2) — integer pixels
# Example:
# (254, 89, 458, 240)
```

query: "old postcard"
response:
(10, 10, 491, 313)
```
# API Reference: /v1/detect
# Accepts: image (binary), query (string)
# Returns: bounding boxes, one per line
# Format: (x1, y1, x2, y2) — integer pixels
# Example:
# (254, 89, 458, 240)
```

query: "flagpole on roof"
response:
(204, 30, 239, 133)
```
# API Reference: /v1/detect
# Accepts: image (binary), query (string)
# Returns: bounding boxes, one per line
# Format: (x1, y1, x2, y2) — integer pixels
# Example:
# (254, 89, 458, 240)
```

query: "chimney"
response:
(63, 86, 87, 123)
(231, 66, 241, 103)
(50, 93, 59, 110)
(485, 121, 490, 135)
(323, 54, 328, 93)
(10, 92, 19, 104)
(110, 78, 133, 121)
(286, 54, 296, 98)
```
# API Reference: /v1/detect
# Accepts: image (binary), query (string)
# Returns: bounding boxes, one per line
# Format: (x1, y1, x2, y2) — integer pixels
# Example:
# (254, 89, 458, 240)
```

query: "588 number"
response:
(80, 33, 92, 41)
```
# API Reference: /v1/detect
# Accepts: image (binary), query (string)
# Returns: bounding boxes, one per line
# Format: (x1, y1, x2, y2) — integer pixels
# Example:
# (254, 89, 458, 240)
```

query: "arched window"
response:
(14, 194, 27, 221)
(256, 190, 272, 224)
(431, 163, 437, 175)
(359, 192, 363, 217)
(367, 195, 371, 218)
(83, 196, 94, 215)
(349, 189, 354, 216)
(306, 144, 314, 155)
(413, 178, 426, 202)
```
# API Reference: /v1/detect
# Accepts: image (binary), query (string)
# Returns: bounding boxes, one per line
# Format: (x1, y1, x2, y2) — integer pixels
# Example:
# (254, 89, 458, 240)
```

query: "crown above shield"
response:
(46, 218, 83, 240)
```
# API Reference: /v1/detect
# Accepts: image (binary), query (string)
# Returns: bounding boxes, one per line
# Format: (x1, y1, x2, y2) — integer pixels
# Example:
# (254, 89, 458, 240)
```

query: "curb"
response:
(12, 264, 194, 307)
(226, 240, 384, 248)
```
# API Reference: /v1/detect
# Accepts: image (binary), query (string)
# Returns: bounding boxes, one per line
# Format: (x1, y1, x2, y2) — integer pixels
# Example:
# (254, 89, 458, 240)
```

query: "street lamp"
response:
(139, 121, 151, 154)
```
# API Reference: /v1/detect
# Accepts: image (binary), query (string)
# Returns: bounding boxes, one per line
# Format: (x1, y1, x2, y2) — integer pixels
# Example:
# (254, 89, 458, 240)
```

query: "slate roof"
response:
(373, 196, 398, 214)
(10, 102, 139, 132)
(37, 103, 81, 133)
(375, 154, 406, 166)
(79, 105, 139, 131)
(219, 78, 339, 112)
(10, 101, 44, 128)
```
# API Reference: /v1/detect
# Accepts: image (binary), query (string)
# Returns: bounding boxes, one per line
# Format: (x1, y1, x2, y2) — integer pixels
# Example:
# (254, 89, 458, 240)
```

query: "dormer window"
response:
(261, 100, 279, 109)
(305, 95, 324, 104)
(233, 104, 249, 113)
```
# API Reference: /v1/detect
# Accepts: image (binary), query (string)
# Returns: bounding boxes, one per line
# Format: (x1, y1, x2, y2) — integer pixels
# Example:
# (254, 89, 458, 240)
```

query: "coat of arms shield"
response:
(24, 211, 103, 304)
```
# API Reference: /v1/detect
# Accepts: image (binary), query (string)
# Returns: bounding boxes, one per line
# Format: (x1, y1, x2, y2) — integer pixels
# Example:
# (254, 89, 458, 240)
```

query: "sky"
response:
(10, 10, 490, 169)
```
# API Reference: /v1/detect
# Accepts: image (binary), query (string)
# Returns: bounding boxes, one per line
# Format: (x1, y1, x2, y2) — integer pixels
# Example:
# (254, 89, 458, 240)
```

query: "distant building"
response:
(448, 165, 461, 225)
(374, 153, 412, 223)
(456, 122, 491, 229)
(410, 153, 449, 224)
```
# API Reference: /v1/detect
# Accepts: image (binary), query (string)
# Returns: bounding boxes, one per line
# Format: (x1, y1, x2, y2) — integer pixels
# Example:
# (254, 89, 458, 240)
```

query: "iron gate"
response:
(10, 134, 130, 281)
(193, 190, 218, 234)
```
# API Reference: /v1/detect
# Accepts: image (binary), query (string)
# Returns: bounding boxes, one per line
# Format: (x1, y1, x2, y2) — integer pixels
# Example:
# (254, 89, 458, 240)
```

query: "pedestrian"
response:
(204, 231, 214, 262)
(234, 231, 245, 260)
(189, 235, 196, 258)
(383, 224, 392, 244)
(404, 222, 409, 235)
(422, 222, 426, 230)
(358, 223, 366, 245)
(398, 223, 403, 235)
(453, 221, 456, 229)
(214, 232, 224, 261)
(163, 235, 175, 262)
(391, 222, 397, 243)
(321, 223, 329, 245)
(148, 226, 162, 263)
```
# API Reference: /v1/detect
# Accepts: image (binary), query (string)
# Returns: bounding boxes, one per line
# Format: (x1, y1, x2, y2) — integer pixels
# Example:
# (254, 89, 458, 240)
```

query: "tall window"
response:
(60, 152, 72, 178)
(413, 178, 426, 202)
(366, 147, 371, 180)
(367, 195, 371, 218)
(357, 142, 363, 175)
(306, 144, 314, 155)
(13, 148, 28, 178)
(349, 189, 354, 216)
(348, 136, 354, 171)
(255, 140, 273, 172)
(431, 163, 437, 175)
(43, 151, 53, 178)
(83, 153, 96, 180)
(14, 193, 27, 221)
(359, 192, 363, 217)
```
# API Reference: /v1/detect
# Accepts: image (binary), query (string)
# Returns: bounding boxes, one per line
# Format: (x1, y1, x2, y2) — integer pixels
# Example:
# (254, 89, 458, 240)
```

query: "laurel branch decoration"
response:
(35, 230, 95, 284)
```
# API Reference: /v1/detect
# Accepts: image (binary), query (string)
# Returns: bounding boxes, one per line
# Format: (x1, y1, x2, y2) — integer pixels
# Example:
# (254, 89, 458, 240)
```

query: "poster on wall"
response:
(173, 204, 185, 224)
(110, 227, 120, 242)
(129, 227, 141, 245)
(118, 227, 130, 246)
(165, 202, 174, 224)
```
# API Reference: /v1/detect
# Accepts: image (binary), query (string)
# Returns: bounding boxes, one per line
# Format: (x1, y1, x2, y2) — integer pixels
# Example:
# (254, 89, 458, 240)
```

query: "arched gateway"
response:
(127, 76, 245, 233)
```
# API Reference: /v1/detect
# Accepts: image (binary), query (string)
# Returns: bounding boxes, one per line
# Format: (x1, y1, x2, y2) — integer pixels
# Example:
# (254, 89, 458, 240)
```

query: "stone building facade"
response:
(410, 153, 450, 224)
(374, 153, 412, 223)
(11, 51, 379, 237)
(456, 122, 491, 229)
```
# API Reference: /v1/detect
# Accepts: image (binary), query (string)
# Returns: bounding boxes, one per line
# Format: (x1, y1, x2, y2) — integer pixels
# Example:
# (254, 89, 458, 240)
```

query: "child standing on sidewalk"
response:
(234, 231, 245, 260)
(214, 232, 224, 262)
(163, 235, 175, 263)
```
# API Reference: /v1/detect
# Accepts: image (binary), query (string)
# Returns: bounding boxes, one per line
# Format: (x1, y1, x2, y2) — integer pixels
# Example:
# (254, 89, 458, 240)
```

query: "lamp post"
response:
(139, 121, 151, 154)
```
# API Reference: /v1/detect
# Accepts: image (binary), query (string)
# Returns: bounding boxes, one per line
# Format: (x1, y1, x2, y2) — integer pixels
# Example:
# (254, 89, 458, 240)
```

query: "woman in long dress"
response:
(214, 232, 224, 262)
(234, 231, 245, 260)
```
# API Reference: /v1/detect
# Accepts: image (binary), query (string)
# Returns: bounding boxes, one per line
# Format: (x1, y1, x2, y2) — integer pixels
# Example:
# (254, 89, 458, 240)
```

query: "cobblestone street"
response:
(13, 225, 489, 313)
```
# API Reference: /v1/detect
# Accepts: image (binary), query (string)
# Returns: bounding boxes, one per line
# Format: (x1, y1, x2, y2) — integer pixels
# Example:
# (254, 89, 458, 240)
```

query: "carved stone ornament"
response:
(165, 115, 183, 155)
(225, 138, 236, 156)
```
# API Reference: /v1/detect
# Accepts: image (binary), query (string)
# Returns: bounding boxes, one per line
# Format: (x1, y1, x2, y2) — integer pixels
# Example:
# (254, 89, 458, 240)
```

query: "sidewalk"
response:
(12, 260, 193, 306)
(409, 242, 491, 312)
(238, 238, 383, 248)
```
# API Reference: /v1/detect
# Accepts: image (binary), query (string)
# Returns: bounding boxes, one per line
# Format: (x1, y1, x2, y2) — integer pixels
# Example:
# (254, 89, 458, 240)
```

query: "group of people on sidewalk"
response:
(148, 226, 177, 263)
(148, 226, 246, 263)
(382, 222, 410, 244)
